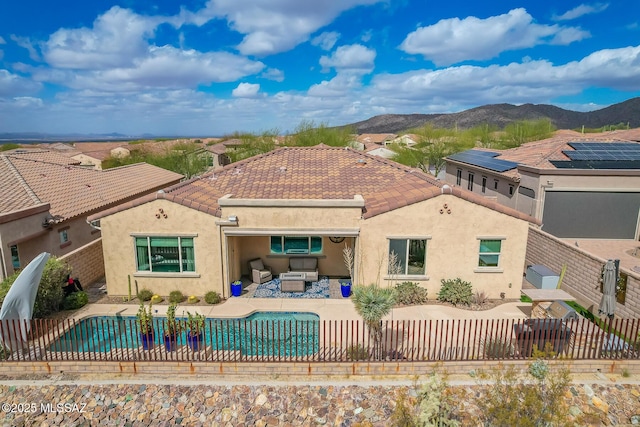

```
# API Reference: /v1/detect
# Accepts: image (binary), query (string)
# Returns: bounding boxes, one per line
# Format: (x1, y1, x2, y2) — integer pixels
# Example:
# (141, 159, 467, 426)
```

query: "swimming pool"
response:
(49, 312, 320, 357)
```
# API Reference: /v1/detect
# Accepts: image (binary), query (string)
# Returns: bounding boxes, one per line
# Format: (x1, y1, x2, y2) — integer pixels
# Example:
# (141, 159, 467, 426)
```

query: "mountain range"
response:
(342, 97, 640, 134)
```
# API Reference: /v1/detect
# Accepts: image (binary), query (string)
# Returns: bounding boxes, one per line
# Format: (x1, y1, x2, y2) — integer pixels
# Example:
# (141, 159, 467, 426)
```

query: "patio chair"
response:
(249, 258, 273, 284)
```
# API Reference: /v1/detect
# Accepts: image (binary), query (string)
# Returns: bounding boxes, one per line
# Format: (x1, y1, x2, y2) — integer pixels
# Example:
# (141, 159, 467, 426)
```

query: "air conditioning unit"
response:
(525, 265, 559, 289)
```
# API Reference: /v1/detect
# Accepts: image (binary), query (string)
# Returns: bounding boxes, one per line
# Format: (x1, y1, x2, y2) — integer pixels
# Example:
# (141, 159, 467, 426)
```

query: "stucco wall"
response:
(100, 199, 222, 297)
(525, 227, 640, 318)
(0, 213, 101, 279)
(359, 194, 530, 299)
(59, 238, 105, 286)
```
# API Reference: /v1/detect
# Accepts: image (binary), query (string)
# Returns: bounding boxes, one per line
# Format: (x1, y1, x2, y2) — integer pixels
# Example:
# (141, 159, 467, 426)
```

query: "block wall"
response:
(526, 228, 640, 318)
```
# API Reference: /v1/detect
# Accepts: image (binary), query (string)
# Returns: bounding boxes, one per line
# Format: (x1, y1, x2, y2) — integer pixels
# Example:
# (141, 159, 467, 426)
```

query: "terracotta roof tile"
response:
(92, 146, 539, 224)
(0, 153, 183, 219)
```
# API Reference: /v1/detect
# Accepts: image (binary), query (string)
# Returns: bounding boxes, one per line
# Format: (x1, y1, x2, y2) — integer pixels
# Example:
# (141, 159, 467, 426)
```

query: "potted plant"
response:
(230, 280, 243, 297)
(137, 301, 154, 350)
(342, 244, 354, 297)
(163, 302, 181, 351)
(186, 311, 206, 351)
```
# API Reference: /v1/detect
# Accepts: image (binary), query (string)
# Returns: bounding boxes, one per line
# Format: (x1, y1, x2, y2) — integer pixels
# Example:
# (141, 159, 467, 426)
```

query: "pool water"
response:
(49, 312, 320, 356)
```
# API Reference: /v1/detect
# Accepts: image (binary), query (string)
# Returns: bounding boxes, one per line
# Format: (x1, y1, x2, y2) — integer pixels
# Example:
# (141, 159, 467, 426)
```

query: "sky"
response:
(0, 1, 639, 136)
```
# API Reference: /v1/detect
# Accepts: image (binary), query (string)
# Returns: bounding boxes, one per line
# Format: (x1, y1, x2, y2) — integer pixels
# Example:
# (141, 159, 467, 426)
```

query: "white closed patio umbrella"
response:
(0, 252, 50, 351)
(598, 259, 617, 319)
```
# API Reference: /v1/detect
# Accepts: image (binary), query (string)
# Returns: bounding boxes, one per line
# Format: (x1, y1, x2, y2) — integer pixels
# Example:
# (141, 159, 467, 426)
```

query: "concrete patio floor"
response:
(76, 296, 531, 322)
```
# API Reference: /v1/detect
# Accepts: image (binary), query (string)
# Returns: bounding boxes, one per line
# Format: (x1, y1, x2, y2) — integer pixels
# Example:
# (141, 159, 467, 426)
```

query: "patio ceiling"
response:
(223, 228, 360, 236)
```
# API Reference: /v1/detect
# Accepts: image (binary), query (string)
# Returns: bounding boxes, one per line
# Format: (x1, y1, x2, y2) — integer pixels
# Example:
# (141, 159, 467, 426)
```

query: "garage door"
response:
(542, 191, 640, 238)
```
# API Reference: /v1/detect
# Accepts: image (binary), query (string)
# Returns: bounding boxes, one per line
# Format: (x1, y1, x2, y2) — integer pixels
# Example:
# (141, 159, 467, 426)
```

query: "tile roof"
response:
(497, 130, 640, 169)
(356, 133, 398, 144)
(2, 148, 82, 165)
(0, 153, 183, 220)
(91, 146, 540, 225)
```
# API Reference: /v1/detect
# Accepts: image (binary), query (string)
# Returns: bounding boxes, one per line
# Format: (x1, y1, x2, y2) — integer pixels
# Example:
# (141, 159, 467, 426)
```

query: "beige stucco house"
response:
(91, 146, 539, 300)
(444, 129, 640, 239)
(0, 149, 183, 280)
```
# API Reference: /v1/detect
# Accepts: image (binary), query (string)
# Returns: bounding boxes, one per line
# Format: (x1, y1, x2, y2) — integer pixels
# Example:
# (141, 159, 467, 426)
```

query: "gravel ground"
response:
(0, 376, 639, 426)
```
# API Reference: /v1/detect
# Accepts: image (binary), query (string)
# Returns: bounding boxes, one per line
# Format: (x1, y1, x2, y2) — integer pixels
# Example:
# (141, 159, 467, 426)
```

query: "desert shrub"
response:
(63, 291, 89, 310)
(0, 256, 71, 318)
(137, 288, 153, 301)
(472, 290, 488, 305)
(437, 278, 473, 306)
(391, 374, 460, 427)
(169, 290, 185, 303)
(394, 281, 428, 306)
(481, 336, 515, 359)
(347, 344, 369, 361)
(204, 291, 222, 304)
(150, 294, 163, 304)
(475, 361, 571, 427)
(187, 295, 199, 304)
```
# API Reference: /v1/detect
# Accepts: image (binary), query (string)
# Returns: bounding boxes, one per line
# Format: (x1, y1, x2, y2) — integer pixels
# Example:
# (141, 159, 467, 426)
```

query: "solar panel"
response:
(563, 142, 640, 162)
(448, 150, 518, 172)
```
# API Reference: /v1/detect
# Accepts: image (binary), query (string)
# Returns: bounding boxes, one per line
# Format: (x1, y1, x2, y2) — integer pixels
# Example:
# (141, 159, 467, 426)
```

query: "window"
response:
(456, 169, 462, 185)
(270, 236, 322, 254)
(494, 179, 499, 190)
(481, 177, 487, 193)
(388, 239, 426, 275)
(10, 245, 20, 270)
(478, 240, 501, 267)
(135, 236, 195, 273)
(59, 229, 68, 244)
(467, 173, 474, 191)
(509, 185, 514, 196)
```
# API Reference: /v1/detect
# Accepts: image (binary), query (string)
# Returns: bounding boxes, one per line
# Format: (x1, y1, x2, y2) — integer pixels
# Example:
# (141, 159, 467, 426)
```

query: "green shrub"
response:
(394, 281, 428, 306)
(137, 288, 153, 301)
(0, 256, 71, 318)
(169, 290, 185, 304)
(347, 344, 369, 361)
(476, 361, 571, 427)
(437, 278, 473, 306)
(63, 291, 89, 310)
(204, 291, 222, 304)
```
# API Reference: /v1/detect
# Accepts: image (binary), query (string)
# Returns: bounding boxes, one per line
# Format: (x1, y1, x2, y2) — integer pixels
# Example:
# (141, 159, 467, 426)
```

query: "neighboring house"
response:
(90, 146, 538, 300)
(356, 133, 397, 145)
(386, 134, 420, 147)
(444, 130, 640, 239)
(0, 150, 183, 280)
(65, 142, 132, 169)
(365, 145, 397, 159)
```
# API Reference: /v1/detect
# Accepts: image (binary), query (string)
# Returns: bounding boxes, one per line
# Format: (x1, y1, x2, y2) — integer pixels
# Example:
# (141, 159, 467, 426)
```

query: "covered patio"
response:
(221, 228, 359, 299)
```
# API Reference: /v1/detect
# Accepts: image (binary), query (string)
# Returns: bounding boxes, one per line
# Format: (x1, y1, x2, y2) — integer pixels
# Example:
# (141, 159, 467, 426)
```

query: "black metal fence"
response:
(1, 317, 638, 362)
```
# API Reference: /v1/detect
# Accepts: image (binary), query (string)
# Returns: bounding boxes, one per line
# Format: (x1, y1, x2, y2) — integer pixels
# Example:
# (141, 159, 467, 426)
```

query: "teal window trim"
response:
(134, 236, 196, 273)
(478, 239, 502, 268)
(270, 236, 323, 255)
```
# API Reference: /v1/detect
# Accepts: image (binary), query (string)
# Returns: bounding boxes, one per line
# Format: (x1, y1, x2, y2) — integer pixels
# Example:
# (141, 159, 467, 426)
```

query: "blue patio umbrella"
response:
(598, 259, 617, 318)
(0, 252, 50, 351)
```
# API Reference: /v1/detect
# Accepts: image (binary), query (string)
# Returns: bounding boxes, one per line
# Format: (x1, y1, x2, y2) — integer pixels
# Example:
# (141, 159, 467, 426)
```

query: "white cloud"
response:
(0, 69, 41, 97)
(177, 0, 384, 56)
(44, 6, 159, 69)
(319, 44, 376, 73)
(12, 96, 43, 108)
(308, 74, 362, 97)
(10, 35, 41, 61)
(400, 8, 589, 66)
(311, 31, 340, 50)
(553, 3, 609, 21)
(0, 37, 5, 44)
(32, 46, 264, 92)
(260, 67, 285, 82)
(232, 82, 260, 98)
(371, 45, 640, 107)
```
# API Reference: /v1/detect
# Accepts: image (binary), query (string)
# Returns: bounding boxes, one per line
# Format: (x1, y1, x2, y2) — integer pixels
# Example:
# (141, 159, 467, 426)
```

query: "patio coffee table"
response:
(279, 272, 307, 292)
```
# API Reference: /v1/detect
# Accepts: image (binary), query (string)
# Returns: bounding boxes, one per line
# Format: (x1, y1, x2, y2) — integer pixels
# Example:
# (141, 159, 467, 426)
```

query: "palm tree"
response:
(351, 284, 395, 360)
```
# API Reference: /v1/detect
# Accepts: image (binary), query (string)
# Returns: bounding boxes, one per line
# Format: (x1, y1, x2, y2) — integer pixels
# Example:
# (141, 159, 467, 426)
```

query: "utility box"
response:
(526, 265, 560, 289)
